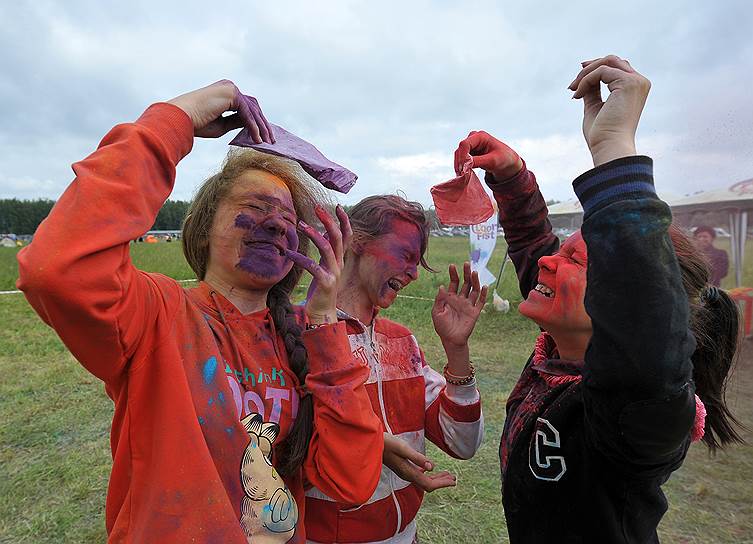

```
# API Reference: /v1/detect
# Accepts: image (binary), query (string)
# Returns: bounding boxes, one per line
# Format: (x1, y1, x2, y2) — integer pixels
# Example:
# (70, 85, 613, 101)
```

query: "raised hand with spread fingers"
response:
(284, 205, 352, 325)
(432, 262, 488, 379)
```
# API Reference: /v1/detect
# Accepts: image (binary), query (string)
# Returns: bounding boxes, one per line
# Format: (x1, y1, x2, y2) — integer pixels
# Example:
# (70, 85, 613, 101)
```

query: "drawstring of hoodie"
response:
(209, 290, 246, 371)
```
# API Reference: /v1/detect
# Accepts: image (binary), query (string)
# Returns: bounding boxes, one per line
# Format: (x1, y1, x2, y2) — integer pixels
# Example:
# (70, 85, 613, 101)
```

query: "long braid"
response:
(267, 279, 314, 476)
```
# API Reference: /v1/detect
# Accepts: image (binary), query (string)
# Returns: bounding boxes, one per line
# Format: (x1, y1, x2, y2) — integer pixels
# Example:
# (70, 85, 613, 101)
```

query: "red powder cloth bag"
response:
(431, 156, 495, 226)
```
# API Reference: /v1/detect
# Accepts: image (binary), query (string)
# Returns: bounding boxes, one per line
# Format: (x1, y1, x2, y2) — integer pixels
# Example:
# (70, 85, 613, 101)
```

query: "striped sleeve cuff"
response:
(573, 156, 656, 219)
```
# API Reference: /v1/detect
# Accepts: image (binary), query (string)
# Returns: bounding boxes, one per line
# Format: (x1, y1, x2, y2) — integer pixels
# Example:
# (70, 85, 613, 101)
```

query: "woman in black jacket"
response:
(457, 55, 744, 543)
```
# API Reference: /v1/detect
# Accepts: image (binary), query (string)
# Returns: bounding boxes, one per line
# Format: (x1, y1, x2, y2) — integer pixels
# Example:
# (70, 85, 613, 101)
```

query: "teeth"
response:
(388, 279, 403, 291)
(534, 283, 554, 298)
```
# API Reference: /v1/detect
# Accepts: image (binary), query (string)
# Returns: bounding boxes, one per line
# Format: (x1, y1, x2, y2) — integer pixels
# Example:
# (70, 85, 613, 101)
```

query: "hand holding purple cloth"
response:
(231, 124, 357, 194)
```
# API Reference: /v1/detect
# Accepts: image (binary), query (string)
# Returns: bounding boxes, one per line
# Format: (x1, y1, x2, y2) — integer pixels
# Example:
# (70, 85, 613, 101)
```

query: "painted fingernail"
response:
(298, 220, 310, 230)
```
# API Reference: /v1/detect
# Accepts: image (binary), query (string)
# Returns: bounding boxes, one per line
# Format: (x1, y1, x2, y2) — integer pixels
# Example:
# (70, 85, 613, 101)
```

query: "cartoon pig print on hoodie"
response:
(239, 412, 298, 543)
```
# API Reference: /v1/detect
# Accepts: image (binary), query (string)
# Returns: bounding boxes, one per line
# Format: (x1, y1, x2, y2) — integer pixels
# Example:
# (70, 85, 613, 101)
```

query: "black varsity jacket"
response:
(487, 156, 697, 543)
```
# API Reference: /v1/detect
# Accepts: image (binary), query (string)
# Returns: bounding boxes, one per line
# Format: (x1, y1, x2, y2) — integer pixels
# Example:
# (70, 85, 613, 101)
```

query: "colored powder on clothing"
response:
(203, 356, 218, 384)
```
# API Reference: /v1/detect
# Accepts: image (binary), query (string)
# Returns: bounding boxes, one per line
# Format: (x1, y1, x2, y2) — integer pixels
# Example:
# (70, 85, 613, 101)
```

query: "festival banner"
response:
(469, 200, 498, 286)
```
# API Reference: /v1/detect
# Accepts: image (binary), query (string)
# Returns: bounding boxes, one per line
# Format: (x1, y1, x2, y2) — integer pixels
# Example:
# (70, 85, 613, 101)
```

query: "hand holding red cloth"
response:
(431, 155, 495, 226)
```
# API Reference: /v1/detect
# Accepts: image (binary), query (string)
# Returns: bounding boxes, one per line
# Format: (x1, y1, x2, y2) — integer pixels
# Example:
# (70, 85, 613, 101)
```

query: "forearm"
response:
(302, 322, 383, 505)
(579, 156, 693, 393)
(424, 366, 482, 459)
(442, 341, 470, 376)
(18, 103, 192, 289)
(578, 157, 695, 459)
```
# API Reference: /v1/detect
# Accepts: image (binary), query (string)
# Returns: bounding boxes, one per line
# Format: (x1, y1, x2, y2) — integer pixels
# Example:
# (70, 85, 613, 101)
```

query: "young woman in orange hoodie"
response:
(17, 80, 383, 543)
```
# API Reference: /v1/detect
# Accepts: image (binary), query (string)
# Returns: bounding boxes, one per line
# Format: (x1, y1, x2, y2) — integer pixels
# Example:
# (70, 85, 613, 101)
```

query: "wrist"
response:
(306, 309, 338, 325)
(442, 341, 470, 372)
(443, 361, 475, 385)
(491, 155, 524, 182)
(589, 140, 637, 168)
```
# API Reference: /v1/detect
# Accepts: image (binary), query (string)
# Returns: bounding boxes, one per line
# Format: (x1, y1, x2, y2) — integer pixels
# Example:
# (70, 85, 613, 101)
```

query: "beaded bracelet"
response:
(443, 362, 475, 385)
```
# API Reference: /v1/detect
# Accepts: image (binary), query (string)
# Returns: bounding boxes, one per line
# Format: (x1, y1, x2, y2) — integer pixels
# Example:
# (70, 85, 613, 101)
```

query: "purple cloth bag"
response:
(230, 124, 357, 194)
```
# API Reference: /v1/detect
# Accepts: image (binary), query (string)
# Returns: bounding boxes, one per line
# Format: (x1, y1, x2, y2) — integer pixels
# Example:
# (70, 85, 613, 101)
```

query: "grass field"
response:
(1, 237, 752, 543)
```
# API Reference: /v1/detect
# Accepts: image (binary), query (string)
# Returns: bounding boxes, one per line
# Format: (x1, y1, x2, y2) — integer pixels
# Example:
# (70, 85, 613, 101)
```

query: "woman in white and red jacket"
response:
(304, 195, 487, 543)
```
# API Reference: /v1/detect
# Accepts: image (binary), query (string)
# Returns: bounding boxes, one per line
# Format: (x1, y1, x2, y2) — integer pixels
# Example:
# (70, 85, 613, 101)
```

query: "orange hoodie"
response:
(16, 103, 383, 543)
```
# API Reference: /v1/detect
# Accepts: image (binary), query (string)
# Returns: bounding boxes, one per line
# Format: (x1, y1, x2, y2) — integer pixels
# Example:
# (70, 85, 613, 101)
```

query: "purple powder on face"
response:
(237, 246, 288, 278)
(233, 212, 297, 278)
(235, 213, 256, 230)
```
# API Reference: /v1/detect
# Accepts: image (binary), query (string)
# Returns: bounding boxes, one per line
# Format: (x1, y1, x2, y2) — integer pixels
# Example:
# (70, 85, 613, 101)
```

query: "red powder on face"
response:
(519, 231, 591, 334)
(360, 219, 423, 309)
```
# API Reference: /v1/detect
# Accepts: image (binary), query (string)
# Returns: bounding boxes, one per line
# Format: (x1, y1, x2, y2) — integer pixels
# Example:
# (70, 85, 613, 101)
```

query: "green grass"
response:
(1, 237, 752, 543)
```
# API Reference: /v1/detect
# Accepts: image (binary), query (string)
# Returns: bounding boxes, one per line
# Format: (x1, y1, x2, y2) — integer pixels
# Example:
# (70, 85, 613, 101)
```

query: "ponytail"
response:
(669, 225, 746, 453)
(691, 286, 745, 452)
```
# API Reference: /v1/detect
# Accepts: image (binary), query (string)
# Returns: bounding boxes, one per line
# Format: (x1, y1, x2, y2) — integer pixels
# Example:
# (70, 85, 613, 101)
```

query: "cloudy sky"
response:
(2, 0, 752, 207)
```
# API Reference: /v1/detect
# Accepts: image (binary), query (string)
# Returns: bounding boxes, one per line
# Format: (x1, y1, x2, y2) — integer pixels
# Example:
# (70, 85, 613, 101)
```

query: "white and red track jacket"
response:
(305, 309, 484, 543)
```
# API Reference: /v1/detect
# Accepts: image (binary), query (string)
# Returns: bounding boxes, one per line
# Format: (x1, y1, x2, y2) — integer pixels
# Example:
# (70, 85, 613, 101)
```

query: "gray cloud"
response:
(1, 0, 752, 205)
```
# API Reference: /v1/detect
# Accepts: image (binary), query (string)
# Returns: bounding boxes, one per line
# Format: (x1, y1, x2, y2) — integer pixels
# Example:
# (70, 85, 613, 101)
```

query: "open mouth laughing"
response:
(533, 282, 554, 298)
(387, 278, 405, 292)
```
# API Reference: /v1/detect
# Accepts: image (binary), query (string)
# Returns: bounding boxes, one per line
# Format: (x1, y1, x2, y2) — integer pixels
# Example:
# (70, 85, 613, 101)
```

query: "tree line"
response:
(0, 199, 192, 235)
(1, 199, 443, 235)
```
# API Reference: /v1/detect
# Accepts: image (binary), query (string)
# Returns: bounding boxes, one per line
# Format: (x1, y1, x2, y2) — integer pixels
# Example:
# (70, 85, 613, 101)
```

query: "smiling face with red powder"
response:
(519, 230, 592, 359)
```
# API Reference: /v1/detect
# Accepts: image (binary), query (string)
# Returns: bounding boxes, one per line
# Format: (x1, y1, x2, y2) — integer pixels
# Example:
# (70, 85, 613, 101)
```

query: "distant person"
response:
(305, 195, 486, 544)
(17, 80, 383, 542)
(455, 55, 743, 542)
(694, 225, 729, 286)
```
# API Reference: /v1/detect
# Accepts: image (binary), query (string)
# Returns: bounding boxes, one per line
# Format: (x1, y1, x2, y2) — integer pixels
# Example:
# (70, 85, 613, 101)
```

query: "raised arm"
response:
(17, 80, 272, 383)
(425, 262, 486, 459)
(571, 56, 696, 466)
(455, 132, 559, 298)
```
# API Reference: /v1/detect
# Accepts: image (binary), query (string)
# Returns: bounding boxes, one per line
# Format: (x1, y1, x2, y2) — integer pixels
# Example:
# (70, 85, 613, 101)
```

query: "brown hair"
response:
(182, 148, 327, 475)
(347, 194, 434, 271)
(669, 225, 745, 452)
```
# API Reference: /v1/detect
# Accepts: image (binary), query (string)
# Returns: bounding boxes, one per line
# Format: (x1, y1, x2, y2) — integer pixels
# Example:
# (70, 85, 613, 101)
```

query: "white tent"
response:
(545, 181, 753, 287)
(547, 200, 583, 229)
(670, 178, 753, 287)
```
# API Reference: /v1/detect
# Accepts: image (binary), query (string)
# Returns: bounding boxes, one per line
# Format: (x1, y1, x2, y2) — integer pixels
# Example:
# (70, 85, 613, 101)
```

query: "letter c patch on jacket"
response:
(529, 418, 567, 482)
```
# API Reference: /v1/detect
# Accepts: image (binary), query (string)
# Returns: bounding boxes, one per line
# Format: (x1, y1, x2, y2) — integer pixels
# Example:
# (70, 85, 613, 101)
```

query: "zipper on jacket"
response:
(370, 326, 402, 538)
